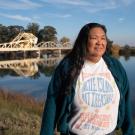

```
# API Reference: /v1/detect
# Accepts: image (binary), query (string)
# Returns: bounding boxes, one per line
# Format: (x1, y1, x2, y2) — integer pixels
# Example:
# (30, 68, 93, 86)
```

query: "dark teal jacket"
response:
(40, 54, 135, 135)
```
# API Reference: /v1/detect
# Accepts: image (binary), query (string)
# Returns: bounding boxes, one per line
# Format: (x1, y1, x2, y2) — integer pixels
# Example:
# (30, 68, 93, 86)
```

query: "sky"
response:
(0, 0, 135, 46)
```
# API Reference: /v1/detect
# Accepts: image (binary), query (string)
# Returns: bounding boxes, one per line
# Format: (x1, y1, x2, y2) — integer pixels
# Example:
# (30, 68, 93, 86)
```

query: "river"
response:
(0, 54, 135, 117)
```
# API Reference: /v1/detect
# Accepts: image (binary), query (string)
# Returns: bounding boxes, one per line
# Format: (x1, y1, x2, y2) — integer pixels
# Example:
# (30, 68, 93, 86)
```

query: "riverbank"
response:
(0, 89, 134, 135)
(0, 89, 44, 135)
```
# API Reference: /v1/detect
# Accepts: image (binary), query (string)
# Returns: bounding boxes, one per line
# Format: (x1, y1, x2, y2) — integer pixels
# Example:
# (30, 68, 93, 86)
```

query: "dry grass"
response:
(0, 89, 44, 135)
(0, 89, 134, 135)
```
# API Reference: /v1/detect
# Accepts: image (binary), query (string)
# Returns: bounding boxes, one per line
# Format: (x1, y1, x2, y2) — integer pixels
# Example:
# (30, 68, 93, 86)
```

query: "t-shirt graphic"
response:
(68, 58, 120, 135)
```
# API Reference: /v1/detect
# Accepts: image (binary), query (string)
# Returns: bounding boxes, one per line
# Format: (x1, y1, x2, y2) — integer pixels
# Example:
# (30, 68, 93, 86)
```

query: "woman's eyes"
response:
(90, 37, 106, 40)
(90, 37, 97, 39)
(101, 37, 106, 40)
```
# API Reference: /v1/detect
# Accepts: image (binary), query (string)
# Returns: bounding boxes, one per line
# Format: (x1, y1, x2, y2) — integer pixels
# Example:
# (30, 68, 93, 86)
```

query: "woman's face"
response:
(87, 27, 107, 62)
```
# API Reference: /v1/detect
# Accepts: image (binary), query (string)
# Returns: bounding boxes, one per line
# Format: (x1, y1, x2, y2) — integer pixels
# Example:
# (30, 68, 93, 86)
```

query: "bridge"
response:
(0, 32, 72, 52)
(0, 56, 63, 77)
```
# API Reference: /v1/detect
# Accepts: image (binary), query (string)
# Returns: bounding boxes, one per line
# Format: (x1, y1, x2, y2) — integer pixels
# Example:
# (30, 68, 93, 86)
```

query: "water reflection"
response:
(0, 59, 38, 77)
(0, 56, 63, 77)
(0, 54, 135, 117)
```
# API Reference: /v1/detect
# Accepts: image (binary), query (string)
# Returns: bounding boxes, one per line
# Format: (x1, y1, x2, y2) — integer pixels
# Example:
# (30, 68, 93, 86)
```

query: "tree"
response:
(38, 26, 57, 42)
(60, 36, 70, 44)
(107, 38, 113, 54)
(25, 22, 39, 36)
(111, 44, 120, 58)
(0, 24, 9, 43)
(7, 25, 24, 41)
(124, 44, 131, 60)
(0, 25, 24, 43)
(124, 44, 130, 50)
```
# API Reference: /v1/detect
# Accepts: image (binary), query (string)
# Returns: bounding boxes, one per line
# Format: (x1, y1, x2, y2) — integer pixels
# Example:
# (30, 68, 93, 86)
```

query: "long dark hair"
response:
(64, 23, 107, 95)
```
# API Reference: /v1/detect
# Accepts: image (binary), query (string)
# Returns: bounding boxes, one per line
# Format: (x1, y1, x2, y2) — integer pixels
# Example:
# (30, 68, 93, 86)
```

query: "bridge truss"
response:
(0, 32, 72, 52)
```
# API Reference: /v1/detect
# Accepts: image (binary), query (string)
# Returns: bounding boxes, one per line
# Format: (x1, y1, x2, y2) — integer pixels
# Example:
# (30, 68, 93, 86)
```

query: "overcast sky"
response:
(0, 0, 135, 46)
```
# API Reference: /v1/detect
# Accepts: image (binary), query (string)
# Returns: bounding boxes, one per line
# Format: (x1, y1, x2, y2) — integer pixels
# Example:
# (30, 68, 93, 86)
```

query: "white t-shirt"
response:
(68, 58, 120, 135)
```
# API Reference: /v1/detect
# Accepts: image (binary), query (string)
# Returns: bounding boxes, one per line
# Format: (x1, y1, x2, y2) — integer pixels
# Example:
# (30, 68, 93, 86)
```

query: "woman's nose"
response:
(96, 38, 102, 44)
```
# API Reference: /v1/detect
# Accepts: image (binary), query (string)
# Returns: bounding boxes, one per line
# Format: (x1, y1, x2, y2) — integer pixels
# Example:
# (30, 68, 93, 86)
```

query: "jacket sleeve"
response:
(40, 64, 63, 135)
(121, 66, 135, 135)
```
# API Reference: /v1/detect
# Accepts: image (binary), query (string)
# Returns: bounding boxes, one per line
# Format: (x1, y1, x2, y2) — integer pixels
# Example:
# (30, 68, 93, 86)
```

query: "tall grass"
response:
(0, 89, 134, 135)
(0, 89, 44, 135)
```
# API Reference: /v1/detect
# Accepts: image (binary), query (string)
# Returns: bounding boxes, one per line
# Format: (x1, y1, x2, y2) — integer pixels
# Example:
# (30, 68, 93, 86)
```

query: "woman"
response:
(40, 23, 134, 135)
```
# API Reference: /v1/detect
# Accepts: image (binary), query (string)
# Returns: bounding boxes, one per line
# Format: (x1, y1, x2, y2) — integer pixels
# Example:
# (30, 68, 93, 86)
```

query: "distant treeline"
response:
(111, 44, 135, 56)
(0, 23, 70, 44)
(0, 22, 134, 55)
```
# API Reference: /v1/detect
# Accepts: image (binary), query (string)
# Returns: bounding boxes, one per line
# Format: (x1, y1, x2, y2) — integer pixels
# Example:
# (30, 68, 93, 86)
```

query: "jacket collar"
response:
(103, 53, 120, 82)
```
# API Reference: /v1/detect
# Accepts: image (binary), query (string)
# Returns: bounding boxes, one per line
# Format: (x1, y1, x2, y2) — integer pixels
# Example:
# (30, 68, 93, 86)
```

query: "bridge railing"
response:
(37, 41, 72, 48)
(0, 40, 36, 48)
